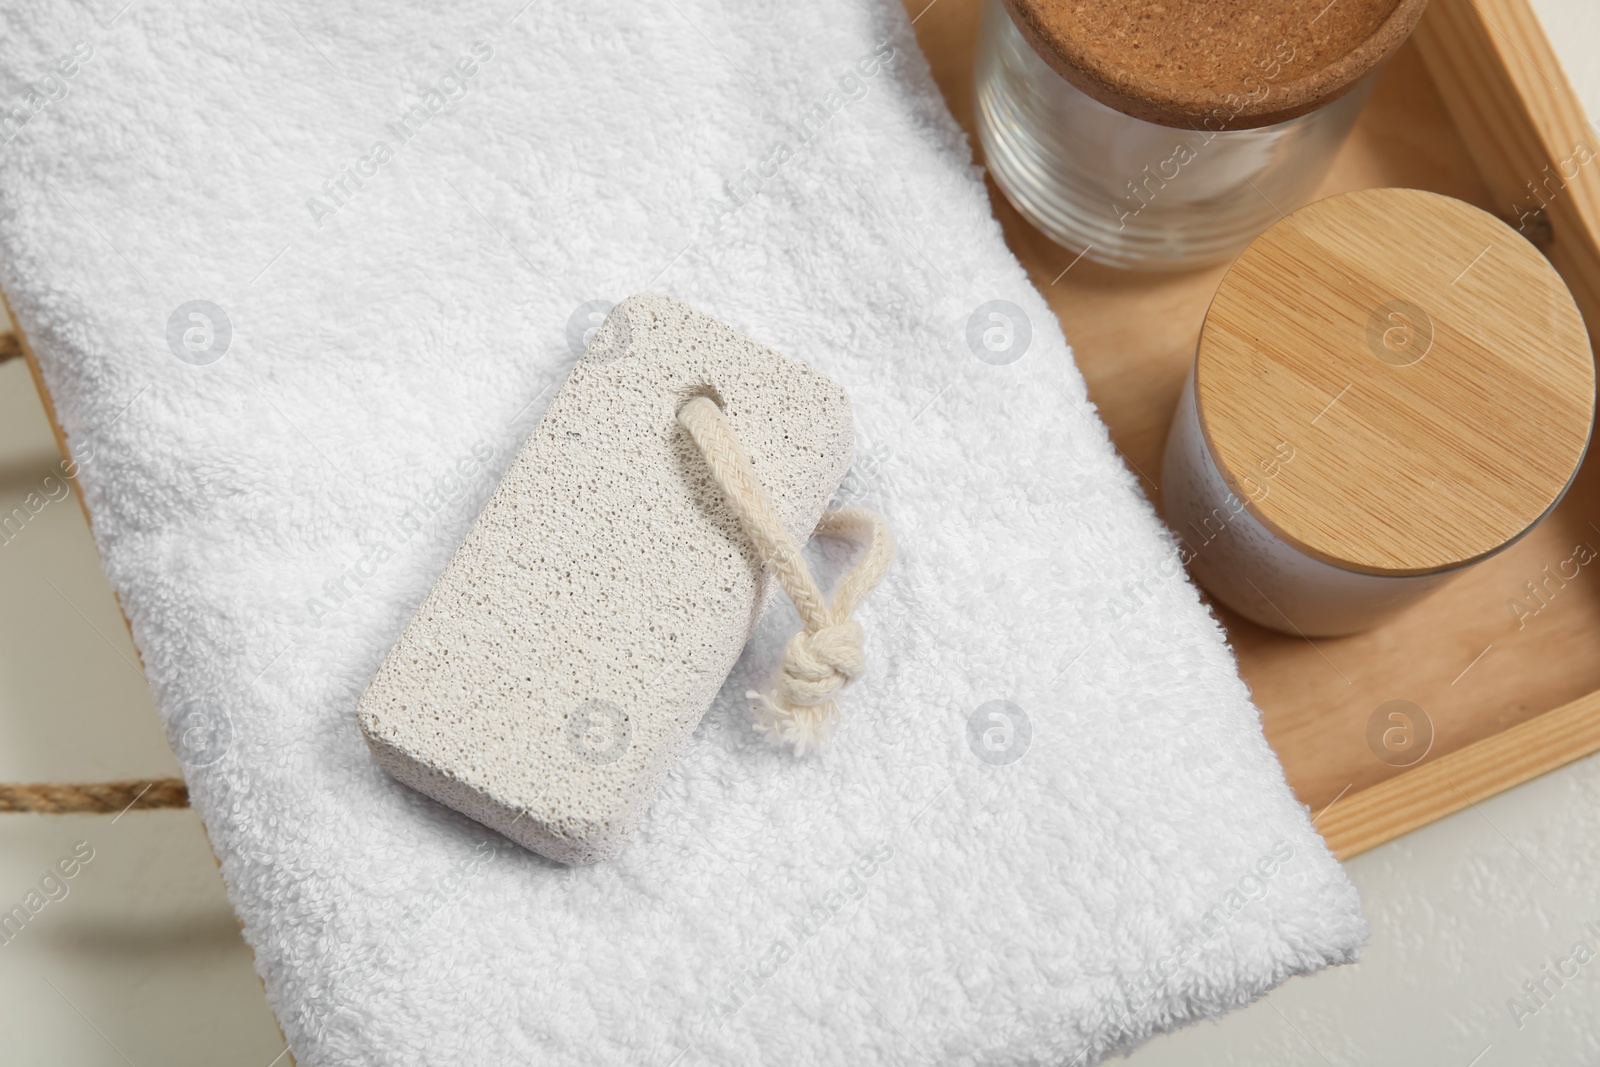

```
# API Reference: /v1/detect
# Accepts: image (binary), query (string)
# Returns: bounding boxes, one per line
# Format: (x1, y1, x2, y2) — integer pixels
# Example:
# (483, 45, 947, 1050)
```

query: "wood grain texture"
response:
(1197, 186, 1593, 573)
(1412, 0, 1600, 339)
(909, 0, 1600, 846)
(1318, 688, 1600, 858)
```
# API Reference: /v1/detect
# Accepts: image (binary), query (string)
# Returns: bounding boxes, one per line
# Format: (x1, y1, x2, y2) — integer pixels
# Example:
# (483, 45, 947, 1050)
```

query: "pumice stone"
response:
(357, 294, 855, 864)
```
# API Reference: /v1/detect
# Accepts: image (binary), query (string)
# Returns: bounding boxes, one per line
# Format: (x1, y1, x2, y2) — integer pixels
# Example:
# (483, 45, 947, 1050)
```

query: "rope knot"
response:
(774, 620, 865, 705)
(677, 395, 894, 756)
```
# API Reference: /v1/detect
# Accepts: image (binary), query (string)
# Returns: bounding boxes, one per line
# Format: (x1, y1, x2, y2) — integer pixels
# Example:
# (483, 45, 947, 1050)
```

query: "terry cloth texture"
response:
(0, 0, 1365, 1064)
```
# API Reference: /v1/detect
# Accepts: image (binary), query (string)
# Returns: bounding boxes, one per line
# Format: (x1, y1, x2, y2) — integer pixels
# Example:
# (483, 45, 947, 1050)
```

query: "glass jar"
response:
(1161, 189, 1594, 635)
(975, 0, 1417, 271)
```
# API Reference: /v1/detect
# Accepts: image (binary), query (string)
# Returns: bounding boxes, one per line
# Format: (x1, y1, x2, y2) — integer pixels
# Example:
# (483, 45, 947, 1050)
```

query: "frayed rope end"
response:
(746, 689, 839, 757)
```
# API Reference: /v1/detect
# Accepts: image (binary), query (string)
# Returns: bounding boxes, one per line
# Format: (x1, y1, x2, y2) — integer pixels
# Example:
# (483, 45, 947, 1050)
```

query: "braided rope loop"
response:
(678, 396, 894, 754)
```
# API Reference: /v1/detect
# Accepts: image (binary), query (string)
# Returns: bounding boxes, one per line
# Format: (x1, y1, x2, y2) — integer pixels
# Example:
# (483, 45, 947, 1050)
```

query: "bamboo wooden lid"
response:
(1001, 0, 1428, 128)
(1195, 188, 1595, 576)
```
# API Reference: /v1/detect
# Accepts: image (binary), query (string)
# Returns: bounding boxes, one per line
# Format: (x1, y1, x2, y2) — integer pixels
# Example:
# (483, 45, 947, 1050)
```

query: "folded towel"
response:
(0, 0, 1365, 1064)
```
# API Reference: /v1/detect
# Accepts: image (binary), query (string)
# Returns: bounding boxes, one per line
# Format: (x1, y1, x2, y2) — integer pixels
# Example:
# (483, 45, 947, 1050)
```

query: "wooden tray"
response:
(911, 0, 1600, 857)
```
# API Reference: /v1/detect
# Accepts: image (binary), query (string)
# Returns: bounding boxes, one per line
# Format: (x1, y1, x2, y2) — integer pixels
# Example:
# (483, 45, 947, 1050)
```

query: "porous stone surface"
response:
(357, 294, 853, 864)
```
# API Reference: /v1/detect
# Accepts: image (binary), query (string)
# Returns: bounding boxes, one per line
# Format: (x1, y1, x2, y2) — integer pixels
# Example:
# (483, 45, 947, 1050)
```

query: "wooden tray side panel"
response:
(1413, 0, 1600, 336)
(1320, 689, 1600, 858)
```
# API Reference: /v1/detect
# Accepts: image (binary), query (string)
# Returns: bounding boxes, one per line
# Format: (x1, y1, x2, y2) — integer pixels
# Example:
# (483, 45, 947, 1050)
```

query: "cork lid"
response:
(1195, 188, 1595, 576)
(1002, 0, 1428, 128)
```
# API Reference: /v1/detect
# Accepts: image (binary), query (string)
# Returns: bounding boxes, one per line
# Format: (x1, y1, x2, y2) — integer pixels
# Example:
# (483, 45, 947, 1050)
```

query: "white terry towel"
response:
(0, 0, 1365, 1063)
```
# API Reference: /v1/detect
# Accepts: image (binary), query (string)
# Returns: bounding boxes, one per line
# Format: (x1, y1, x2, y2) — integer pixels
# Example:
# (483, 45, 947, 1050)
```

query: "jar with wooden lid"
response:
(1161, 188, 1596, 636)
(975, 0, 1427, 270)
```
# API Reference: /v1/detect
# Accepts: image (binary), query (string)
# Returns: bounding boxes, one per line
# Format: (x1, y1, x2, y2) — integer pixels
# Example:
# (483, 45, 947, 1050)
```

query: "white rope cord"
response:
(678, 396, 895, 754)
